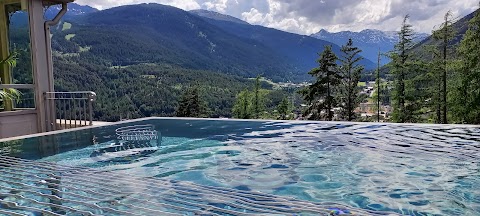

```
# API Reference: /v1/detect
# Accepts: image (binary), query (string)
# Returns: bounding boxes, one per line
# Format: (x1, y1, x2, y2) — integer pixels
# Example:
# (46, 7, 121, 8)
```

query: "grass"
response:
(248, 77, 283, 90)
(140, 75, 157, 79)
(358, 82, 367, 87)
(109, 65, 129, 69)
(79, 46, 91, 52)
(65, 34, 76, 41)
(53, 51, 79, 57)
(62, 22, 72, 31)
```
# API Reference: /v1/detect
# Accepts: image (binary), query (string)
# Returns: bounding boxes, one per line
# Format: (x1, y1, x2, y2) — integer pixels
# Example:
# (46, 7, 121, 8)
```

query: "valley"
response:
(8, 2, 479, 123)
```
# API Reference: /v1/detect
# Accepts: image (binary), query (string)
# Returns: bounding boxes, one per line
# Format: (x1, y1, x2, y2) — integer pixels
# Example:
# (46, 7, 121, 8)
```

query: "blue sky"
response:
(75, 0, 479, 34)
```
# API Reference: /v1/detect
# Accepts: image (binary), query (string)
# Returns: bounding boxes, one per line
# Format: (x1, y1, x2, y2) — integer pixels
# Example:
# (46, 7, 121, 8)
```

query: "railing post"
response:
(43, 92, 49, 131)
(44, 92, 55, 132)
(50, 93, 56, 131)
(88, 92, 96, 126)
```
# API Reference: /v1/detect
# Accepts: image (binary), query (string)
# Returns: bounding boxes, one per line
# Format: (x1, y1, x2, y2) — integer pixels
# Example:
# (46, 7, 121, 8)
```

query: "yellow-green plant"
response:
(0, 51, 21, 103)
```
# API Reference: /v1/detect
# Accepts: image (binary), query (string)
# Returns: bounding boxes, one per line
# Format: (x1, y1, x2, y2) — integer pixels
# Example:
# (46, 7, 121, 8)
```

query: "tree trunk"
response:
(327, 72, 332, 121)
(442, 20, 448, 124)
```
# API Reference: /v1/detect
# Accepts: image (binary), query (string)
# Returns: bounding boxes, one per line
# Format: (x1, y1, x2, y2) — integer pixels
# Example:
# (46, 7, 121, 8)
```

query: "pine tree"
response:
(451, 7, 480, 124)
(389, 15, 415, 123)
(301, 45, 340, 121)
(232, 77, 267, 119)
(425, 48, 443, 123)
(175, 86, 209, 118)
(253, 75, 262, 119)
(376, 50, 381, 122)
(232, 89, 252, 119)
(338, 39, 364, 121)
(432, 11, 455, 124)
(405, 59, 431, 123)
(277, 97, 291, 120)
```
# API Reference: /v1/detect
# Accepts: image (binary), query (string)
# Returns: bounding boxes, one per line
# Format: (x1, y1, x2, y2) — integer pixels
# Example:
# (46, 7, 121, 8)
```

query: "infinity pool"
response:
(1, 118, 479, 215)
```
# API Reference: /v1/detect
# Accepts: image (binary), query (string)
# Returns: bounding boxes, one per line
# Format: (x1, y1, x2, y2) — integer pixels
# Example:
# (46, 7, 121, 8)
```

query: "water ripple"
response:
(29, 120, 480, 215)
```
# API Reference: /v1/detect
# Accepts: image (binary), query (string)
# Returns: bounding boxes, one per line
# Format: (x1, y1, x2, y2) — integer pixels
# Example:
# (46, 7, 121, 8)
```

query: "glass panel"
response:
(13, 88, 35, 109)
(8, 3, 33, 84)
(0, 88, 35, 110)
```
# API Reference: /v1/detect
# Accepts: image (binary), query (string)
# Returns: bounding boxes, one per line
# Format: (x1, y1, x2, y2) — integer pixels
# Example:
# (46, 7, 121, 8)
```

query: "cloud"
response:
(75, 0, 479, 34)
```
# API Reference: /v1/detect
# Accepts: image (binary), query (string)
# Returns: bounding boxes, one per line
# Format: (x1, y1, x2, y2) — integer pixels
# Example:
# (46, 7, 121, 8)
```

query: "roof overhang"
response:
(1, 0, 74, 12)
(43, 0, 74, 6)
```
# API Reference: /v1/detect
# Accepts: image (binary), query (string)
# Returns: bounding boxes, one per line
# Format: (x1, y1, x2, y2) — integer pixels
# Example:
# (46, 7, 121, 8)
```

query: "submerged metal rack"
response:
(116, 124, 161, 143)
(0, 155, 395, 216)
(90, 125, 162, 162)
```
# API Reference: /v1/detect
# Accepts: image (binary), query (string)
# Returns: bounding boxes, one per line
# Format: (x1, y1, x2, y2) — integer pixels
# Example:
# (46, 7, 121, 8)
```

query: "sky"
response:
(75, 0, 479, 35)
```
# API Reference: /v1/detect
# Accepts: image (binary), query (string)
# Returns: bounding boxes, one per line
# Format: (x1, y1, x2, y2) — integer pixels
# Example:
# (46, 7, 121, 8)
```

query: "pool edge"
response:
(1, 117, 479, 143)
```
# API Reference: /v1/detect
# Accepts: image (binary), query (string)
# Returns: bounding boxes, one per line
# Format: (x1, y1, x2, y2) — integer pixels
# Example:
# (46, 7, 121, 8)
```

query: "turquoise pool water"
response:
(1, 118, 479, 215)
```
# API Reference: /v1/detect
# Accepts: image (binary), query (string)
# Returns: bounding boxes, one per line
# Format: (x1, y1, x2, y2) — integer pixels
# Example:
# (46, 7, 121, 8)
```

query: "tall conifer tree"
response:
(175, 86, 209, 118)
(451, 7, 480, 123)
(301, 45, 340, 121)
(389, 15, 415, 123)
(338, 39, 364, 121)
(432, 11, 455, 124)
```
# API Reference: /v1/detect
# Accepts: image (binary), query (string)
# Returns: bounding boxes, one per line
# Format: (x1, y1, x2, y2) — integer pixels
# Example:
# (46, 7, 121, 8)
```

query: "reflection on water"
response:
(22, 120, 480, 215)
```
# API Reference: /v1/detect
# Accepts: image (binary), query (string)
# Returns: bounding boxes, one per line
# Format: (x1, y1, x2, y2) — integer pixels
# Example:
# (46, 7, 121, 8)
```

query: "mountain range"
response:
(311, 29, 429, 65)
(190, 10, 376, 74)
(13, 2, 474, 120)
(46, 3, 98, 17)
(48, 3, 377, 82)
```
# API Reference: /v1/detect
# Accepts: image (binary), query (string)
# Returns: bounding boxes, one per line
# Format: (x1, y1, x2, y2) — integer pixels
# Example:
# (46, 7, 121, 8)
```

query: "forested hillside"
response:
(43, 3, 316, 120)
(60, 3, 300, 82)
(53, 59, 280, 121)
(191, 10, 376, 72)
(411, 9, 477, 58)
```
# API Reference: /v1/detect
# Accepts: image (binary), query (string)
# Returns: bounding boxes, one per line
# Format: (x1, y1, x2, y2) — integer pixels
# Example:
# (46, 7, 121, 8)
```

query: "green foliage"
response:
(338, 39, 364, 121)
(65, 4, 302, 82)
(232, 89, 252, 119)
(449, 8, 480, 124)
(0, 51, 21, 104)
(371, 80, 391, 106)
(175, 86, 210, 118)
(53, 59, 258, 121)
(388, 15, 417, 123)
(0, 52, 18, 68)
(232, 77, 268, 119)
(381, 9, 480, 124)
(276, 97, 293, 120)
(431, 11, 456, 124)
(252, 76, 264, 118)
(301, 45, 340, 121)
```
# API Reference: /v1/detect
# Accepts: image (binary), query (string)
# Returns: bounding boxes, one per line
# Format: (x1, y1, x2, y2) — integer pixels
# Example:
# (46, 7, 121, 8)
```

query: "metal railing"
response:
(45, 91, 96, 131)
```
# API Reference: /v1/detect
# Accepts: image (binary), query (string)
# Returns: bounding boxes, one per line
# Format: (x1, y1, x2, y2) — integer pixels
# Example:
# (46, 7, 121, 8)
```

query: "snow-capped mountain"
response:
(311, 29, 429, 65)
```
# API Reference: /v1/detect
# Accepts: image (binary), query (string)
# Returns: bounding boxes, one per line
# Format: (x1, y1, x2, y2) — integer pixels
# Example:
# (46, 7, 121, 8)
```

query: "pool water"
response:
(2, 118, 480, 215)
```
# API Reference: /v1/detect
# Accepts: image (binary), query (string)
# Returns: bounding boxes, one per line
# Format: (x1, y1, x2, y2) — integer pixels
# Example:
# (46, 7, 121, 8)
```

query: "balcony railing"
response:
(45, 91, 96, 131)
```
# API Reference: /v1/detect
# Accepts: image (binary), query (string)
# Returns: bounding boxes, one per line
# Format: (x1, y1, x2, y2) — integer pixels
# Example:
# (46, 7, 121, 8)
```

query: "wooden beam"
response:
(0, 84, 34, 89)
(43, 0, 74, 6)
(0, 2, 13, 111)
(0, 0, 22, 5)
